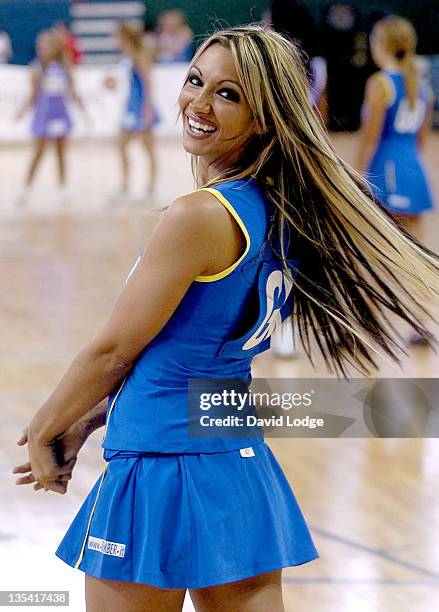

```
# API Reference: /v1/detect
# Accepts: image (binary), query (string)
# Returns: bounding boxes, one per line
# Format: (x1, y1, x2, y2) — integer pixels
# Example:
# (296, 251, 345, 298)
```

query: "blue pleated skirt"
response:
(55, 441, 319, 589)
(367, 143, 435, 216)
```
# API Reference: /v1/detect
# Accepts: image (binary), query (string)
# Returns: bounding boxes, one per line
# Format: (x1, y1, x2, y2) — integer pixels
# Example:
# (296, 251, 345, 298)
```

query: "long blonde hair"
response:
(372, 15, 419, 108)
(188, 25, 439, 377)
(117, 22, 144, 52)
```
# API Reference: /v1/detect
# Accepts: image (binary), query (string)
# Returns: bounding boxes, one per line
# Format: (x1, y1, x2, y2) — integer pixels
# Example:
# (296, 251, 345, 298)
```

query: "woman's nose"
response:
(191, 90, 212, 113)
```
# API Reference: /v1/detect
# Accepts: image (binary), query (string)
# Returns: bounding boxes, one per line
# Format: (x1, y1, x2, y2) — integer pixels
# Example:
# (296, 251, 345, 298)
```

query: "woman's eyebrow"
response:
(190, 64, 242, 90)
(218, 79, 242, 89)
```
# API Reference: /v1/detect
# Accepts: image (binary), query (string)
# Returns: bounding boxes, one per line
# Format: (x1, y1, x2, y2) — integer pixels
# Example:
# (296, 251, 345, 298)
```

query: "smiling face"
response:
(178, 44, 257, 175)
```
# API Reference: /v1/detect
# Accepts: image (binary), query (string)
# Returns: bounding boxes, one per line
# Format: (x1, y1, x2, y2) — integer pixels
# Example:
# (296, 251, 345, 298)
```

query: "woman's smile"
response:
(185, 113, 218, 139)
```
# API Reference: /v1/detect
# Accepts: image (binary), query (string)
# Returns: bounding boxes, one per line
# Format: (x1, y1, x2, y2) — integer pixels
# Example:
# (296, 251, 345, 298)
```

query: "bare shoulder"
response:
(165, 189, 236, 235)
(366, 72, 393, 105)
(162, 189, 244, 275)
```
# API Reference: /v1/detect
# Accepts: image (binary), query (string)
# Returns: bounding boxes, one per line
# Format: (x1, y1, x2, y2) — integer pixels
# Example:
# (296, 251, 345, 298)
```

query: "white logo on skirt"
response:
(88, 536, 126, 558)
(240, 447, 255, 457)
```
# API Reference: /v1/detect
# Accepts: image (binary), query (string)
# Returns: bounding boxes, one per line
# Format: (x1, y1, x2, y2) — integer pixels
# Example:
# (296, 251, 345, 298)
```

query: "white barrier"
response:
(0, 63, 188, 142)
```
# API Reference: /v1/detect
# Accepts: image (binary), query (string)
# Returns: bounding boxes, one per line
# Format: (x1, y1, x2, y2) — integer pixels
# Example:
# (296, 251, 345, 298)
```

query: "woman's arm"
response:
(66, 67, 87, 115)
(27, 190, 238, 447)
(356, 73, 390, 174)
(417, 87, 434, 151)
(16, 66, 41, 119)
(81, 398, 108, 434)
(136, 48, 154, 98)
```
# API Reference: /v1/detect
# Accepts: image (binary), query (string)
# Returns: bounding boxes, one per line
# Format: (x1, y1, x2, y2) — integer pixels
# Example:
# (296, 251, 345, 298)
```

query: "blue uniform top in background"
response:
(121, 57, 159, 132)
(101, 177, 299, 453)
(366, 70, 435, 216)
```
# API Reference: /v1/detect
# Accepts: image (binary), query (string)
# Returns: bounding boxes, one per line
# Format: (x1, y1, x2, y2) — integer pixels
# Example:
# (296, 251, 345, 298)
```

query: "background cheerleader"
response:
(106, 23, 159, 205)
(357, 15, 436, 344)
(15, 29, 85, 206)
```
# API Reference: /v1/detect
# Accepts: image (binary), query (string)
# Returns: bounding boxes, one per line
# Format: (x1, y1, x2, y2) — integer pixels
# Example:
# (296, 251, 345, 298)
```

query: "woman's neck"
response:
(380, 56, 404, 72)
(197, 158, 230, 186)
(197, 148, 246, 186)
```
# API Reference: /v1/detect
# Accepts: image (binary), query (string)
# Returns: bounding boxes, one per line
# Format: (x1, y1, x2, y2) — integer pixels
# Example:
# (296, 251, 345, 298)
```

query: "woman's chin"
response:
(181, 136, 208, 156)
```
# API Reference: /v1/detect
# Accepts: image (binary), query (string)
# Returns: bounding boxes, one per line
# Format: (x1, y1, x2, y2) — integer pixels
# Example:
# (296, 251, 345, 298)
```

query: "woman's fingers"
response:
(13, 461, 75, 487)
(15, 474, 36, 485)
(43, 463, 74, 480)
(12, 462, 32, 474)
(15, 472, 69, 486)
(13, 456, 75, 478)
(16, 428, 28, 446)
(42, 481, 67, 494)
(14, 431, 76, 494)
(15, 470, 72, 487)
(37, 478, 68, 494)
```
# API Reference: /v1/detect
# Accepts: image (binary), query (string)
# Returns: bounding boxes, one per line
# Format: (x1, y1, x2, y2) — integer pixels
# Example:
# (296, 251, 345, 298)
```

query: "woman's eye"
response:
(218, 88, 240, 102)
(185, 76, 239, 102)
(188, 75, 202, 86)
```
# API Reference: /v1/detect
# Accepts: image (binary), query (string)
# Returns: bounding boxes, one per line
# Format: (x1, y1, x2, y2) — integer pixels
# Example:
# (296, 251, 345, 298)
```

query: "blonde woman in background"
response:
(107, 23, 159, 204)
(358, 15, 436, 344)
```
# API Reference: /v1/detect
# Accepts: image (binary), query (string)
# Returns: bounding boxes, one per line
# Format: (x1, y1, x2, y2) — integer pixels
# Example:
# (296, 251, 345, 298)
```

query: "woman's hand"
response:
(104, 76, 117, 90)
(28, 432, 73, 494)
(15, 105, 28, 122)
(12, 420, 89, 494)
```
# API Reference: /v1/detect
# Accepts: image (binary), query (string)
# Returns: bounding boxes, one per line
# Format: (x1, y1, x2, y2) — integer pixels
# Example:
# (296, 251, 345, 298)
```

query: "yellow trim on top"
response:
(194, 187, 251, 282)
(74, 464, 108, 569)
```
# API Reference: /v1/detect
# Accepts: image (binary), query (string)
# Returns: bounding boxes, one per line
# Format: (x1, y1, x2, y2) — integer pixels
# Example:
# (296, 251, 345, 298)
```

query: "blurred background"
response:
(1, 1, 439, 611)
(1, 0, 439, 141)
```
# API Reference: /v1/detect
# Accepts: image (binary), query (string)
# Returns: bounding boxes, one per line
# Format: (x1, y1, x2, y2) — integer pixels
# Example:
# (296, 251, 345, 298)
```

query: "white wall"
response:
(0, 63, 188, 142)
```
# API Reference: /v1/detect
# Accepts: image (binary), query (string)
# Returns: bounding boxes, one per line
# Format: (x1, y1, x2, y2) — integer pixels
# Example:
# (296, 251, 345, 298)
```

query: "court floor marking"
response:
(282, 578, 439, 585)
(310, 525, 439, 580)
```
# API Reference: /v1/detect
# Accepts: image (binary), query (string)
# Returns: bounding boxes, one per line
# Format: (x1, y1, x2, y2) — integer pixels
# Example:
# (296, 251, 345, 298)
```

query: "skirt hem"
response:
(55, 549, 320, 590)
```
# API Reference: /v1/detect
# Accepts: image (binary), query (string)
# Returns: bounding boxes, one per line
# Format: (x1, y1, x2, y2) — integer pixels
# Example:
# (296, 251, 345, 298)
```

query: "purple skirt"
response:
(31, 95, 72, 139)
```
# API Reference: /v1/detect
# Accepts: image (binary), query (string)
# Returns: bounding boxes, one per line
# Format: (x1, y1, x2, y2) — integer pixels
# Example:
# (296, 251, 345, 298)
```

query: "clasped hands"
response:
(12, 421, 89, 495)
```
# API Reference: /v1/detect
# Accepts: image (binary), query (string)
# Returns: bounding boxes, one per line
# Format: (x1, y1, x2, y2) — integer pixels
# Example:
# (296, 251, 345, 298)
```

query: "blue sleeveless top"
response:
(121, 57, 159, 132)
(366, 71, 434, 215)
(377, 71, 428, 141)
(101, 178, 298, 452)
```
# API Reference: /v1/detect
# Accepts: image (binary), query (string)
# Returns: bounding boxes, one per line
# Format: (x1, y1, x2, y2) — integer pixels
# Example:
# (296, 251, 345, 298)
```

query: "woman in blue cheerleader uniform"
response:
(357, 15, 436, 345)
(13, 25, 439, 612)
(107, 23, 159, 203)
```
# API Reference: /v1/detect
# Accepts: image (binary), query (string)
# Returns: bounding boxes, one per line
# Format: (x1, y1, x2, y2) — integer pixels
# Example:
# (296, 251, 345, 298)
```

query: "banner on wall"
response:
(0, 63, 188, 142)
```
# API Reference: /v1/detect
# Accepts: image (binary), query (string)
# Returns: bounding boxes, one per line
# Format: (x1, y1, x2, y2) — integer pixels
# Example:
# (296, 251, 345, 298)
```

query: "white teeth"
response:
(188, 117, 216, 133)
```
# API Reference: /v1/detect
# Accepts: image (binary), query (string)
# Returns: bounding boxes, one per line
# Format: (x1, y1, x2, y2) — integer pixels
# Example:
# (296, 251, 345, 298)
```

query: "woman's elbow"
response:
(85, 338, 134, 377)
